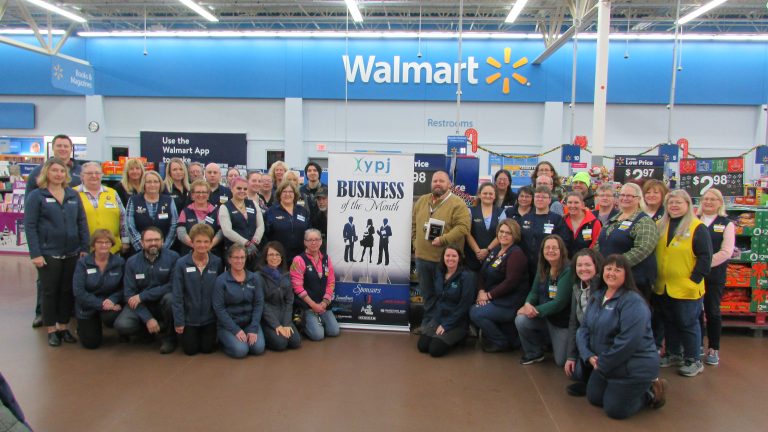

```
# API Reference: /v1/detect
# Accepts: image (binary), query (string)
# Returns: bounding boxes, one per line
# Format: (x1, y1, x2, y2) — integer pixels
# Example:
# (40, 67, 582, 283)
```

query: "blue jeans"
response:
(469, 302, 520, 349)
(586, 370, 652, 420)
(416, 259, 439, 322)
(303, 309, 340, 341)
(660, 294, 702, 361)
(217, 327, 265, 359)
(515, 314, 569, 366)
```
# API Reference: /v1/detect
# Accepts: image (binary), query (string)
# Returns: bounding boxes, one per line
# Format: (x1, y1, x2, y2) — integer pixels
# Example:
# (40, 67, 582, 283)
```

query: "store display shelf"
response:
(722, 312, 768, 337)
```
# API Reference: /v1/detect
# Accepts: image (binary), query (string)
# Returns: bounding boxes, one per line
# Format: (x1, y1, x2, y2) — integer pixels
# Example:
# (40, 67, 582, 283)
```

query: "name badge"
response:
(491, 258, 503, 268)
(297, 214, 306, 222)
(582, 228, 592, 240)
(204, 216, 214, 224)
(713, 224, 725, 233)
(246, 207, 255, 214)
(186, 267, 196, 273)
(104, 202, 117, 209)
(207, 269, 217, 274)
(220, 196, 229, 204)
(548, 284, 558, 299)
(87, 268, 97, 275)
(543, 223, 554, 234)
(473, 218, 483, 223)
(135, 274, 145, 280)
(619, 221, 633, 231)
(109, 272, 120, 276)
(46, 198, 56, 203)
(158, 213, 169, 220)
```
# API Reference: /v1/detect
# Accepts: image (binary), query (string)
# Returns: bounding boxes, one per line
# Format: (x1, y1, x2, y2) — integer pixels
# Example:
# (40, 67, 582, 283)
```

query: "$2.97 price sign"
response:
(613, 155, 664, 183)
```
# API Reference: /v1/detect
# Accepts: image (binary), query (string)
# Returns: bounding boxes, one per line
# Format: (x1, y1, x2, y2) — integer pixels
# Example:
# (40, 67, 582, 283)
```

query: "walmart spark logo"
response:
(52, 64, 64, 80)
(485, 48, 529, 94)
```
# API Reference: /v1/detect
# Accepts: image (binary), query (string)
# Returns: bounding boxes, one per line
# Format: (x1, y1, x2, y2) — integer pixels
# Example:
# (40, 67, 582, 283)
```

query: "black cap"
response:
(315, 187, 328, 198)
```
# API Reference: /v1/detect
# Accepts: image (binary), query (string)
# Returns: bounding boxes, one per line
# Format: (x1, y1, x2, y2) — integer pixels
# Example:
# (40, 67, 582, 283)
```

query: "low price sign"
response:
(679, 157, 744, 197)
(613, 155, 665, 183)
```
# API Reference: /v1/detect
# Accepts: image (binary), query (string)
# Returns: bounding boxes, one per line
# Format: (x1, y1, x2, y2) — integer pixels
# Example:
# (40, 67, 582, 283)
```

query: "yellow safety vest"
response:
(79, 187, 122, 254)
(655, 218, 705, 300)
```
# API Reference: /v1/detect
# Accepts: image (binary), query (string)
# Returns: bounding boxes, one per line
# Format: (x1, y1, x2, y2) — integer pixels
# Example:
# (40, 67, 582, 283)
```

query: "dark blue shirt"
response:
(73, 253, 125, 319)
(24, 187, 89, 258)
(123, 249, 180, 323)
(212, 270, 264, 335)
(172, 253, 223, 327)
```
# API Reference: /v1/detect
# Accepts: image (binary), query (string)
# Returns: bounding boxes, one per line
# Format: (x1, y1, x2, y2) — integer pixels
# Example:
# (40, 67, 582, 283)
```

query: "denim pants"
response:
(415, 259, 439, 322)
(586, 370, 652, 420)
(515, 314, 569, 366)
(303, 309, 340, 341)
(113, 292, 174, 342)
(218, 326, 265, 358)
(660, 294, 703, 361)
(469, 302, 520, 349)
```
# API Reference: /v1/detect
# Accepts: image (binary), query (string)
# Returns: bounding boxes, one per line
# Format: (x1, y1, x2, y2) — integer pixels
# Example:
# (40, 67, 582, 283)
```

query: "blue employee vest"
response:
(132, 194, 173, 239)
(597, 212, 657, 289)
(465, 205, 503, 271)
(299, 253, 329, 306)
(705, 215, 730, 285)
(223, 199, 259, 247)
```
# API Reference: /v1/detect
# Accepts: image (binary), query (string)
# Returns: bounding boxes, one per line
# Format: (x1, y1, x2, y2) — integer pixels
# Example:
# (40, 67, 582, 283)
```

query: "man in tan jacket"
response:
(411, 171, 471, 333)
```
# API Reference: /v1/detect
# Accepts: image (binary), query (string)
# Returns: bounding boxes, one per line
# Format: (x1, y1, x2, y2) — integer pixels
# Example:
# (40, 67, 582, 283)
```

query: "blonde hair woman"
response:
(115, 158, 145, 207)
(126, 171, 178, 252)
(655, 189, 712, 377)
(268, 161, 289, 187)
(163, 158, 190, 212)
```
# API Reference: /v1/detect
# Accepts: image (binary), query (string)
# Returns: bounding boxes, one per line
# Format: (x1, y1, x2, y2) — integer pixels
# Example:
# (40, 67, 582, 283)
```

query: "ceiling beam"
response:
(533, 2, 598, 65)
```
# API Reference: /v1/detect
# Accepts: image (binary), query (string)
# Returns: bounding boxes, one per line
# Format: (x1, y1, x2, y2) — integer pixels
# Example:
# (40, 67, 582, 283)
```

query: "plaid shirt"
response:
(125, 196, 178, 250)
(76, 185, 129, 243)
(595, 208, 659, 267)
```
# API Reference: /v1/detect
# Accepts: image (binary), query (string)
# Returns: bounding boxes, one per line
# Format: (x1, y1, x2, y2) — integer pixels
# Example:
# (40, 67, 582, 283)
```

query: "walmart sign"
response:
(343, 55, 481, 84)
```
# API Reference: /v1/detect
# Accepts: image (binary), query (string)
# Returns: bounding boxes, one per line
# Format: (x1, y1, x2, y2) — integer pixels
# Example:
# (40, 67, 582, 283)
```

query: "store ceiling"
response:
(0, 0, 767, 34)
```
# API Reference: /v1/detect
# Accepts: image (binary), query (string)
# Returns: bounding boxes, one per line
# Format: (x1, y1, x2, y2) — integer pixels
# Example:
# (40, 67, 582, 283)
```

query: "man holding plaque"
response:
(411, 171, 471, 334)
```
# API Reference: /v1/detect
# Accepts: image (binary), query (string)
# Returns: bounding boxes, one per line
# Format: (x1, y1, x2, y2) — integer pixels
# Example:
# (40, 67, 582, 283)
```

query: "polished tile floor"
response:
(1, 255, 767, 431)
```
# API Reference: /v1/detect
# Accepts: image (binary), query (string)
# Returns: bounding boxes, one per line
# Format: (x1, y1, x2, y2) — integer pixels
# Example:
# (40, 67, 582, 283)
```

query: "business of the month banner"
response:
(328, 152, 414, 330)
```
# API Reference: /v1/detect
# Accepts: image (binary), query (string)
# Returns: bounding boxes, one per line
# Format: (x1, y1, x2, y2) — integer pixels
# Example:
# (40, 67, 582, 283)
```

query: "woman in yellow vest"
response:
(655, 189, 712, 377)
(77, 162, 129, 255)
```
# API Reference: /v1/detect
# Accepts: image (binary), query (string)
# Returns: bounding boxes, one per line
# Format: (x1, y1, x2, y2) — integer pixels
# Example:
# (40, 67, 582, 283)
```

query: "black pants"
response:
(77, 310, 120, 349)
(263, 323, 301, 351)
(37, 256, 78, 327)
(180, 323, 217, 356)
(651, 293, 665, 350)
(700, 282, 724, 350)
(377, 239, 389, 265)
(35, 279, 42, 317)
(344, 242, 355, 262)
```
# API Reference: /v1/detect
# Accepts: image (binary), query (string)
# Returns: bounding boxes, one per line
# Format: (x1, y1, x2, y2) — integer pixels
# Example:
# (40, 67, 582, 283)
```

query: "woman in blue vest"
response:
(563, 248, 603, 396)
(470, 219, 529, 353)
(213, 244, 265, 358)
(501, 185, 533, 224)
(25, 158, 90, 347)
(577, 254, 666, 419)
(257, 241, 301, 351)
(265, 181, 311, 262)
(126, 170, 178, 253)
(73, 229, 125, 349)
(655, 190, 712, 377)
(643, 179, 668, 223)
(417, 245, 475, 357)
(465, 182, 503, 271)
(515, 235, 573, 366)
(172, 224, 223, 356)
(177, 180, 223, 257)
(697, 188, 735, 366)
(219, 177, 264, 270)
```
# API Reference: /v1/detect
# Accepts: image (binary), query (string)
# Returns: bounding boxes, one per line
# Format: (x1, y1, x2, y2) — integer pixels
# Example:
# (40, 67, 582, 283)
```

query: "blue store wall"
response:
(1, 36, 767, 104)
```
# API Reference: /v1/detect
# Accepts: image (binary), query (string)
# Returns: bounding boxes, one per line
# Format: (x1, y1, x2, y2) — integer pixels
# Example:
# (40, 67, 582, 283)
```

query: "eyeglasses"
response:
(305, 238, 322, 242)
(618, 194, 639, 199)
(497, 230, 513, 237)
(282, 190, 295, 195)
(82, 172, 101, 176)
(193, 191, 209, 195)
(266, 253, 282, 258)
(94, 240, 112, 245)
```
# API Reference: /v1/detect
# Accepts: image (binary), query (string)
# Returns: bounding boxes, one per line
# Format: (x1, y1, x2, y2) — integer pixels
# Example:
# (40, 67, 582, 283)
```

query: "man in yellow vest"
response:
(76, 162, 130, 255)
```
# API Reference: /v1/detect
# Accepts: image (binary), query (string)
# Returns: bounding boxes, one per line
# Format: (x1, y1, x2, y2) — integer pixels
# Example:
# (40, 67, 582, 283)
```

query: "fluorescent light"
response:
(0, 28, 66, 35)
(344, 0, 364, 23)
(23, 0, 87, 23)
(677, 0, 729, 25)
(505, 0, 529, 24)
(178, 0, 219, 23)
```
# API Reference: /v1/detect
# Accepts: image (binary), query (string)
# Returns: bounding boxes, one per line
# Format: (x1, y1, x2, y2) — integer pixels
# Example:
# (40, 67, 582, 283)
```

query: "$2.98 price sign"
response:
(680, 172, 743, 197)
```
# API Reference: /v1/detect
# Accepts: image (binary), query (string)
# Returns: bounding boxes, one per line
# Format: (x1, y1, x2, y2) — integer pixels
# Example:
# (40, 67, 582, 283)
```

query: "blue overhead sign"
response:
(50, 57, 94, 95)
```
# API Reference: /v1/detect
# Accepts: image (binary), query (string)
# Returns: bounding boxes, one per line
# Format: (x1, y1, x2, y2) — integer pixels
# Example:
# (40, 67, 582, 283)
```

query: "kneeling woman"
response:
(213, 245, 265, 358)
(417, 246, 475, 357)
(258, 241, 301, 351)
(577, 254, 666, 419)
(73, 229, 125, 349)
(172, 224, 223, 356)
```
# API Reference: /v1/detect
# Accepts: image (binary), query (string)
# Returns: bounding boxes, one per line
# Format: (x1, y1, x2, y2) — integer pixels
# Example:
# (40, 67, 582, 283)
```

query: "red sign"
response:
(728, 158, 744, 172)
(571, 162, 588, 169)
(677, 138, 689, 159)
(574, 136, 588, 149)
(680, 159, 697, 174)
(465, 128, 478, 153)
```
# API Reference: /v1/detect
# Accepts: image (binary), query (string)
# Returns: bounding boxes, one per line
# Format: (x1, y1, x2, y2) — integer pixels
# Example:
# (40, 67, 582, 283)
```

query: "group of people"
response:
(25, 135, 337, 358)
(24, 136, 736, 420)
(411, 162, 734, 419)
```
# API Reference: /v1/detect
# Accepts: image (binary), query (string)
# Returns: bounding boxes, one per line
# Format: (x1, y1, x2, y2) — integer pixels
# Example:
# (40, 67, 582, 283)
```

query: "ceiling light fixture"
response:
(178, 0, 219, 23)
(677, 0, 729, 25)
(504, 0, 529, 24)
(23, 0, 87, 23)
(344, 0, 364, 23)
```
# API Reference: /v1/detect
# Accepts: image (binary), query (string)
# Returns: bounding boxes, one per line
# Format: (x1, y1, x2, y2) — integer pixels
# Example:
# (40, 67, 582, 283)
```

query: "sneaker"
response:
(58, 329, 77, 344)
(650, 378, 668, 409)
(660, 353, 683, 368)
(159, 339, 177, 354)
(482, 342, 511, 353)
(32, 315, 43, 328)
(47, 332, 61, 347)
(566, 382, 587, 397)
(705, 349, 719, 366)
(678, 360, 704, 377)
(519, 354, 545, 365)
